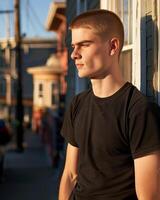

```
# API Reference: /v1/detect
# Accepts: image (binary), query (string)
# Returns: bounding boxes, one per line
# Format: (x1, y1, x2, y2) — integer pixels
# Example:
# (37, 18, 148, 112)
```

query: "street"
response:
(0, 129, 64, 200)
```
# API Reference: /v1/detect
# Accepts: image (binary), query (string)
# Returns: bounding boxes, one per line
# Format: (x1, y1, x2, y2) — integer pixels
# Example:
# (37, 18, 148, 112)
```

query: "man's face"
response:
(71, 28, 112, 79)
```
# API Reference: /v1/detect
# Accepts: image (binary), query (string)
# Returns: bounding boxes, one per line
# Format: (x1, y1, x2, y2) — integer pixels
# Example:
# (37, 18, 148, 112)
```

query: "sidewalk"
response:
(0, 129, 64, 200)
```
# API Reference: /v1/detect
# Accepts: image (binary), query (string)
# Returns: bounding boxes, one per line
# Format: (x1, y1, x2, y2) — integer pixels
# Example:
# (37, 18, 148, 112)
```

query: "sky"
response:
(0, 0, 56, 39)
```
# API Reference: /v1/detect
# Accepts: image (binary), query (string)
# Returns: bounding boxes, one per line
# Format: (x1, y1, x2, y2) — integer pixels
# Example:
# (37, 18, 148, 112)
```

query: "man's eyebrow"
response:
(71, 40, 94, 46)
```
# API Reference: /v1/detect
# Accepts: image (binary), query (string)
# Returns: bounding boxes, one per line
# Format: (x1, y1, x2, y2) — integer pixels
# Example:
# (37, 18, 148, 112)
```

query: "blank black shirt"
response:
(61, 82, 160, 200)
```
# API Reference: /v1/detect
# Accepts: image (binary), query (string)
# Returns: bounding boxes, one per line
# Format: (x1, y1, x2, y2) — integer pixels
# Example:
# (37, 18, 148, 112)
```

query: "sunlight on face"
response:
(71, 28, 112, 79)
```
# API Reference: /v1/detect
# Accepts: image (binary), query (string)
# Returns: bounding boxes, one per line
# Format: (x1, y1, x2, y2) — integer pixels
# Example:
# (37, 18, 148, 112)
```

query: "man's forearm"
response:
(59, 171, 77, 200)
(137, 194, 160, 200)
(136, 184, 160, 200)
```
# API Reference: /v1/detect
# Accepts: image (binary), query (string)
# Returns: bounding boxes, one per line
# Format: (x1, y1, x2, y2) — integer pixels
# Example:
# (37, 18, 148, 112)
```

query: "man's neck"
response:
(91, 76, 126, 98)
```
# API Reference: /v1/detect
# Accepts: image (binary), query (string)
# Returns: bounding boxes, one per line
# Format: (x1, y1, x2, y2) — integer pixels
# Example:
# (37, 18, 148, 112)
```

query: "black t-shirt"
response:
(61, 82, 160, 200)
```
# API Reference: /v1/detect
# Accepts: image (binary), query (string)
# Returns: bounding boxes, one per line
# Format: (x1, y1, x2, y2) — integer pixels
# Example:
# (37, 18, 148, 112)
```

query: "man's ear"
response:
(109, 38, 120, 56)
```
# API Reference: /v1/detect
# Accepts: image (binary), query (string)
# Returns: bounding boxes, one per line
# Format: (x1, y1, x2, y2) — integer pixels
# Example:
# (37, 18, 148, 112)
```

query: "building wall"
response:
(158, 0, 160, 105)
(87, 0, 99, 9)
(100, 0, 159, 104)
(0, 39, 56, 120)
(145, 0, 158, 102)
(65, 0, 159, 105)
(66, 0, 77, 106)
(56, 17, 68, 95)
(66, 0, 100, 106)
(22, 47, 56, 99)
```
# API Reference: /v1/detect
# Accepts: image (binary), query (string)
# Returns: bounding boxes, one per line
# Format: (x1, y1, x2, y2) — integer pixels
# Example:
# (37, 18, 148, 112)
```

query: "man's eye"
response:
(82, 43, 90, 47)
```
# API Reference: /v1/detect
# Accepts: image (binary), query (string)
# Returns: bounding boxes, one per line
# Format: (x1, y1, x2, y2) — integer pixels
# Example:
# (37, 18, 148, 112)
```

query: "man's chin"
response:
(78, 73, 88, 78)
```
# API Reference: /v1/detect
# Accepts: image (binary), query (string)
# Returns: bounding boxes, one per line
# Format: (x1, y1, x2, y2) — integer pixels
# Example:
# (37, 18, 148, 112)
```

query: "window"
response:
(38, 83, 43, 97)
(116, 0, 133, 82)
(119, 50, 132, 81)
(102, 0, 133, 82)
(115, 0, 132, 45)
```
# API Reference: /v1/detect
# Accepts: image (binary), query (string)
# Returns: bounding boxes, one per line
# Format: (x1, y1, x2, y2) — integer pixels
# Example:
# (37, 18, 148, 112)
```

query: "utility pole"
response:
(14, 0, 24, 151)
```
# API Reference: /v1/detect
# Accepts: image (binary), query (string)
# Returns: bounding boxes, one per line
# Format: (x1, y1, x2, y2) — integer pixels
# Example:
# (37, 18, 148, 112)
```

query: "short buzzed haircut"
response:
(70, 9, 124, 53)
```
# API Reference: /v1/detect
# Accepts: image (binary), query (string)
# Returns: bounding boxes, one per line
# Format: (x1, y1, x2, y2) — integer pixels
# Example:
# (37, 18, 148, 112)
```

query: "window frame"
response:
(115, 0, 132, 45)
(101, 0, 146, 92)
(101, 0, 133, 82)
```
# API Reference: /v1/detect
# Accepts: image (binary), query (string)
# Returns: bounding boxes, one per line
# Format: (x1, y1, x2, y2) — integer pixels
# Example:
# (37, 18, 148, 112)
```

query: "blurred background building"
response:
(0, 37, 56, 125)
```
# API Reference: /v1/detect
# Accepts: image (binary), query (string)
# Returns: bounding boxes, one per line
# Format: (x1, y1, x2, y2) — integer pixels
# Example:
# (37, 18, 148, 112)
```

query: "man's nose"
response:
(71, 48, 82, 60)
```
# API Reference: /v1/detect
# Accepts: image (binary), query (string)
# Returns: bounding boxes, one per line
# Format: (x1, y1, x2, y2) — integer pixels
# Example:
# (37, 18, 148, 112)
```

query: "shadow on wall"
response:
(141, 15, 159, 103)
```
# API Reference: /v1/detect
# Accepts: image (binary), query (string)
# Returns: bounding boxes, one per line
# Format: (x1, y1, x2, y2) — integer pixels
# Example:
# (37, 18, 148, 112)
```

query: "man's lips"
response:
(76, 64, 84, 69)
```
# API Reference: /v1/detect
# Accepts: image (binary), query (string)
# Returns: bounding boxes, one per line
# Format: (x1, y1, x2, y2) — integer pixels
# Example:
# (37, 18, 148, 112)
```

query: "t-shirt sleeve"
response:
(60, 97, 78, 147)
(129, 101, 160, 159)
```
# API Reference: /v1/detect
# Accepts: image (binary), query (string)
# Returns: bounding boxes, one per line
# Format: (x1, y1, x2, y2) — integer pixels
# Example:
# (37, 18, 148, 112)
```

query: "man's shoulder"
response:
(131, 86, 147, 104)
(72, 89, 92, 104)
(119, 82, 147, 108)
(128, 84, 159, 114)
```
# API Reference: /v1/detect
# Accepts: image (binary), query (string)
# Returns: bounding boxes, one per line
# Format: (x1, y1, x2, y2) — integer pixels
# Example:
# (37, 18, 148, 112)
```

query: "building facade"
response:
(0, 38, 56, 123)
(65, 0, 160, 106)
(101, 0, 160, 104)
(46, 1, 68, 107)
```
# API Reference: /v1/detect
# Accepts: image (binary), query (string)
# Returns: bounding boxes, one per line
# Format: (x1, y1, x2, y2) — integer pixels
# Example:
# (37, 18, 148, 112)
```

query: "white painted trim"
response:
(132, 0, 146, 92)
(122, 44, 133, 51)
(157, 0, 160, 104)
(101, 0, 147, 92)
(132, 0, 140, 89)
(140, 0, 147, 93)
(128, 0, 132, 44)
(100, 0, 117, 11)
(112, 0, 116, 12)
(100, 0, 108, 9)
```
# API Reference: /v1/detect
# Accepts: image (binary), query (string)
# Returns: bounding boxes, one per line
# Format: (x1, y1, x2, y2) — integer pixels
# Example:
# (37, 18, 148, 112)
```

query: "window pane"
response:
(39, 84, 43, 91)
(115, 0, 122, 18)
(124, 0, 132, 44)
(39, 84, 43, 97)
(115, 0, 132, 45)
(123, 0, 128, 44)
(120, 50, 132, 81)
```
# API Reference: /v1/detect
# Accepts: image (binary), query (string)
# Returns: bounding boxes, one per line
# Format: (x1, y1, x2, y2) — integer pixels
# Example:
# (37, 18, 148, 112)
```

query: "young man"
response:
(59, 10, 160, 200)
